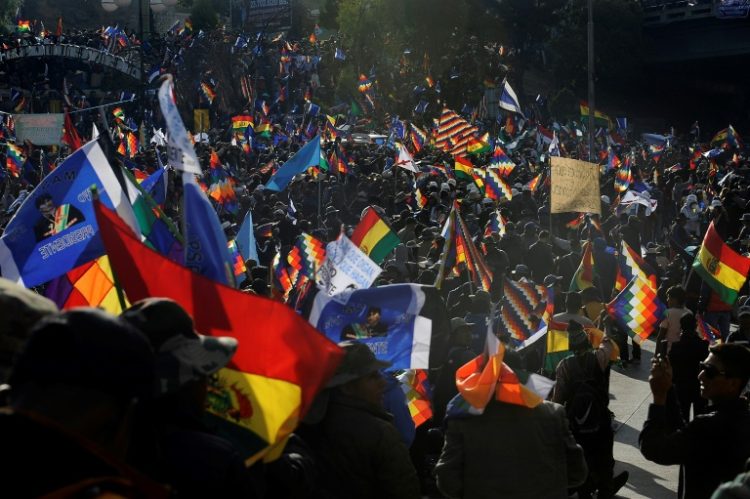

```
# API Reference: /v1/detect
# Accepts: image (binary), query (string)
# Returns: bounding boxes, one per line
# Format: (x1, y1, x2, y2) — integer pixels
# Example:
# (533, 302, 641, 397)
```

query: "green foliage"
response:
(191, 0, 218, 31)
(319, 0, 340, 30)
(0, 0, 22, 35)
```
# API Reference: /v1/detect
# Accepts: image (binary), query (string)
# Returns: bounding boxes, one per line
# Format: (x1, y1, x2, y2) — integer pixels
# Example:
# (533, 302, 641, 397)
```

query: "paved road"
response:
(609, 340, 679, 498)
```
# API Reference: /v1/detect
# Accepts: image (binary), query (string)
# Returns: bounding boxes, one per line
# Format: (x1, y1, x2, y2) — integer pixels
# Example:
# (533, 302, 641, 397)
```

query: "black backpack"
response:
(563, 354, 608, 435)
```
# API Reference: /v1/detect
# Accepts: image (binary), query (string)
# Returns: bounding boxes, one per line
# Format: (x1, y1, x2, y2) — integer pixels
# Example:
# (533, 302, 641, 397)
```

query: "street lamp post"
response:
(587, 0, 595, 162)
(101, 0, 171, 123)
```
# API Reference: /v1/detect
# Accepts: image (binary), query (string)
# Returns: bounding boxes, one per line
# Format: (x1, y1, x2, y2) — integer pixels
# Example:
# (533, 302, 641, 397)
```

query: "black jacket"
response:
(640, 398, 750, 499)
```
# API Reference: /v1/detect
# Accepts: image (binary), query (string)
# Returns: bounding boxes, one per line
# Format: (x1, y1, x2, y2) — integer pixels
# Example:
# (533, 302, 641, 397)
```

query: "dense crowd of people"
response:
(1, 16, 750, 499)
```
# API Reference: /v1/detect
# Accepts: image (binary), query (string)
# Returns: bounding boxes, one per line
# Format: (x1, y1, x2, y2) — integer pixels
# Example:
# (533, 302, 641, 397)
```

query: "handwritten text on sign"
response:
(550, 157, 601, 215)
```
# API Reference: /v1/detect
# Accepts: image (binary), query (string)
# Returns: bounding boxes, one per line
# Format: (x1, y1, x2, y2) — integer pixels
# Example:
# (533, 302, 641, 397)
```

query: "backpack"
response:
(563, 354, 608, 435)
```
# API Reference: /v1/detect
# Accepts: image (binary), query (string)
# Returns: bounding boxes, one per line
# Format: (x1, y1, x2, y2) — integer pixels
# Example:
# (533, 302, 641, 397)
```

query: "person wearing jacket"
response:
(434, 352, 587, 499)
(300, 341, 420, 499)
(640, 343, 750, 499)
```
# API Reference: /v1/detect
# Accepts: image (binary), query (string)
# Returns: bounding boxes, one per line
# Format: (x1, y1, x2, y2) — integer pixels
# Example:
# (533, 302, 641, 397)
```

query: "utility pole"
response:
(587, 0, 595, 162)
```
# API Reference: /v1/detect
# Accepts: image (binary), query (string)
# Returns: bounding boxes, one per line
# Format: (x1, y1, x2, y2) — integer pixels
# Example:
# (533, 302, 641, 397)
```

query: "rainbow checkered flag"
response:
(397, 369, 433, 427)
(607, 275, 665, 344)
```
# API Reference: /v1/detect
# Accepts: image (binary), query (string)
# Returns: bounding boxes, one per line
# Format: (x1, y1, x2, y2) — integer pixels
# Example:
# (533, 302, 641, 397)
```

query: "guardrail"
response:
(0, 44, 141, 80)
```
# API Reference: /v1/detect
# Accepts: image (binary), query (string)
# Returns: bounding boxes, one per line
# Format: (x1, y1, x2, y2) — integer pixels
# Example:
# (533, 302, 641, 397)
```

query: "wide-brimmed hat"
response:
(122, 298, 238, 395)
(326, 341, 391, 388)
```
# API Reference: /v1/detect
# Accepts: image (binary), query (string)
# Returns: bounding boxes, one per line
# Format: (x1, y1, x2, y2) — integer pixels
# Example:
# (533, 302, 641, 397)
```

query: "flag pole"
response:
(587, 0, 596, 162)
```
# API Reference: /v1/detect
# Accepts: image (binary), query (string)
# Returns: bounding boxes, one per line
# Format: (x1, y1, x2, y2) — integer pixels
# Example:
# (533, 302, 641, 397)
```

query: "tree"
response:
(319, 0, 340, 30)
(0, 0, 23, 35)
(546, 0, 645, 106)
(191, 0, 219, 31)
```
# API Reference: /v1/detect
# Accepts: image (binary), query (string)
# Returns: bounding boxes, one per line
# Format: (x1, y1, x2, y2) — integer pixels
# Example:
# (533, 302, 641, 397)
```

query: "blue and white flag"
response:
(266, 136, 320, 191)
(498, 79, 525, 118)
(235, 210, 259, 264)
(0, 140, 138, 287)
(182, 173, 235, 288)
(334, 47, 346, 61)
(140, 165, 167, 205)
(616, 117, 628, 131)
(308, 284, 447, 370)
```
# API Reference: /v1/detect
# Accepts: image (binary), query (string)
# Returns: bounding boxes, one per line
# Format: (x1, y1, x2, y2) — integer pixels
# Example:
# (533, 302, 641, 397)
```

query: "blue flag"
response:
(265, 136, 320, 191)
(0, 140, 138, 287)
(498, 79, 525, 118)
(235, 209, 259, 264)
(182, 175, 235, 287)
(308, 284, 448, 370)
(140, 166, 167, 205)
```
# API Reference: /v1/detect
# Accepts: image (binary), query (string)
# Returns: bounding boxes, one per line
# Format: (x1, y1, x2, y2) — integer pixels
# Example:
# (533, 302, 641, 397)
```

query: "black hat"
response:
(9, 308, 155, 401)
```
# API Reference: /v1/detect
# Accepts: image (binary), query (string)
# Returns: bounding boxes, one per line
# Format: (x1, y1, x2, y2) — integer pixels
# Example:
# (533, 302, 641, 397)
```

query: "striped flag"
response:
(45, 256, 128, 314)
(484, 168, 513, 202)
(498, 278, 549, 342)
(350, 208, 401, 265)
(489, 145, 515, 177)
(483, 210, 506, 239)
(288, 233, 326, 278)
(5, 142, 24, 177)
(435, 203, 493, 291)
(200, 82, 217, 104)
(397, 369, 433, 428)
(692, 221, 750, 304)
(615, 240, 658, 292)
(435, 108, 478, 156)
(615, 157, 632, 192)
(570, 241, 595, 291)
(607, 275, 666, 344)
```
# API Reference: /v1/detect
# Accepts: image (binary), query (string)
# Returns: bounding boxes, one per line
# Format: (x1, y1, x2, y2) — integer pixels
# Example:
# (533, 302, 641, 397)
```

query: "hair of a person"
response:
(709, 343, 750, 389)
(666, 285, 686, 305)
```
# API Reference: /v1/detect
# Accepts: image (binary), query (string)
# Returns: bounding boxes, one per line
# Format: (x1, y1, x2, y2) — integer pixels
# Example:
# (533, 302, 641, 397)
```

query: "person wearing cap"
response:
(121, 298, 265, 498)
(668, 313, 708, 422)
(641, 343, 750, 499)
(1, 308, 168, 497)
(300, 341, 420, 499)
(554, 291, 595, 329)
(727, 306, 750, 343)
(551, 320, 625, 499)
(435, 350, 588, 499)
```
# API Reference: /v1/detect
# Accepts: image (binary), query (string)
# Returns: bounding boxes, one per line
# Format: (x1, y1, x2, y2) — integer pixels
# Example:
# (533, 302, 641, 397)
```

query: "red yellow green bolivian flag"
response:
(349, 207, 401, 265)
(693, 221, 750, 304)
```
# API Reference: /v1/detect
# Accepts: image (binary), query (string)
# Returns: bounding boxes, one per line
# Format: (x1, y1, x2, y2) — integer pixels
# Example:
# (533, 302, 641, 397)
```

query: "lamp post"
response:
(101, 0, 172, 123)
(587, 0, 595, 162)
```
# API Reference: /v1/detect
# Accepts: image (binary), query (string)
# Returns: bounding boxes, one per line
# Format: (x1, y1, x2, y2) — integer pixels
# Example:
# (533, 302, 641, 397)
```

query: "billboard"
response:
(244, 0, 292, 31)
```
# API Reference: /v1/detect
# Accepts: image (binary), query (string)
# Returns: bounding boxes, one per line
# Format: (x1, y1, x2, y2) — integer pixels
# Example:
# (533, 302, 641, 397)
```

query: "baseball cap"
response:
(122, 298, 238, 395)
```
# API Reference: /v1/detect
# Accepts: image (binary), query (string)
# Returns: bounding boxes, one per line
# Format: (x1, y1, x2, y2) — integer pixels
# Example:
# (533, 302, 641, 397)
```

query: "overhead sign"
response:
(550, 157, 601, 215)
(717, 0, 750, 18)
(13, 113, 64, 145)
(246, 0, 292, 31)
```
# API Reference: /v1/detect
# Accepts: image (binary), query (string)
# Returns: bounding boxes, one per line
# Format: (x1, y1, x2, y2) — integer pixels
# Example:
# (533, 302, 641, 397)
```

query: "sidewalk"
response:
(609, 340, 679, 498)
